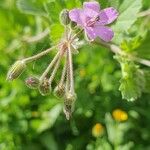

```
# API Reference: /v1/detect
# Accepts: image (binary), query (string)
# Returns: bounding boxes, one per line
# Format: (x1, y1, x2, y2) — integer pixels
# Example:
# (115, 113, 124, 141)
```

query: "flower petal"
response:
(99, 7, 119, 25)
(69, 9, 86, 26)
(84, 8, 99, 18)
(86, 26, 114, 42)
(83, 1, 100, 12)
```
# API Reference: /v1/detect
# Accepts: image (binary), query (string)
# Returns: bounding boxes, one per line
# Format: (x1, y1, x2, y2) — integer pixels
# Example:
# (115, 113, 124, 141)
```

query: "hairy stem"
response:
(40, 52, 60, 81)
(68, 43, 74, 93)
(60, 57, 67, 85)
(23, 45, 57, 63)
(49, 50, 65, 84)
(94, 41, 150, 67)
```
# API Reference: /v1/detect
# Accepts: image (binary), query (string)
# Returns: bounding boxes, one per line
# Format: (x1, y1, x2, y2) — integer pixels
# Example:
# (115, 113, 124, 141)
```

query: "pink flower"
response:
(69, 1, 119, 42)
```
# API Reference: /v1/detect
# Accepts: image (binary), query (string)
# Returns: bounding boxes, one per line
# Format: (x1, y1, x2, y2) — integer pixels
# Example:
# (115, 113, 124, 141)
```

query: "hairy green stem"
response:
(49, 50, 64, 84)
(40, 52, 60, 81)
(23, 45, 57, 63)
(68, 43, 74, 93)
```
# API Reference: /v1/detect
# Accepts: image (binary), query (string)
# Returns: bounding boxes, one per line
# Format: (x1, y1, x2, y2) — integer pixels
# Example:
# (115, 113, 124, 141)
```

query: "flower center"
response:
(86, 16, 100, 27)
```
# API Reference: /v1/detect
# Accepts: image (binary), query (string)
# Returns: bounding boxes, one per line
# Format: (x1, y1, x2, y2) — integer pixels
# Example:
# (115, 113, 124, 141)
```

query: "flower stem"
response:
(68, 43, 74, 93)
(23, 45, 57, 63)
(40, 51, 60, 81)
(60, 57, 67, 85)
(70, 29, 84, 42)
(49, 50, 65, 84)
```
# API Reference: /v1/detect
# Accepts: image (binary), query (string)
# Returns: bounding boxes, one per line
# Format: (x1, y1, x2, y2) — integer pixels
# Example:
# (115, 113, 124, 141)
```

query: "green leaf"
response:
(50, 23, 64, 44)
(116, 56, 145, 101)
(120, 36, 142, 52)
(108, 0, 119, 9)
(17, 0, 47, 17)
(112, 0, 142, 44)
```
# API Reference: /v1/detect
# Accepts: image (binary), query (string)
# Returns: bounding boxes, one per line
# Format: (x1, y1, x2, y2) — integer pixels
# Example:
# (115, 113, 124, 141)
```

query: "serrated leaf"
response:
(116, 56, 145, 101)
(112, 0, 142, 44)
(17, 0, 47, 17)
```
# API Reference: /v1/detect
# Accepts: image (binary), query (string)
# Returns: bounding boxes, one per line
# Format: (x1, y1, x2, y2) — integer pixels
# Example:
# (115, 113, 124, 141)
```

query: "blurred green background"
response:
(0, 0, 150, 150)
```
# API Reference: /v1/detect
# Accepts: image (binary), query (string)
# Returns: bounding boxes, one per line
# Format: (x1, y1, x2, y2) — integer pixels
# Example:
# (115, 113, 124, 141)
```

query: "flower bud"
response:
(54, 84, 65, 98)
(60, 9, 70, 25)
(63, 104, 74, 120)
(25, 76, 39, 89)
(38, 78, 51, 96)
(64, 92, 77, 105)
(63, 92, 76, 120)
(7, 60, 26, 81)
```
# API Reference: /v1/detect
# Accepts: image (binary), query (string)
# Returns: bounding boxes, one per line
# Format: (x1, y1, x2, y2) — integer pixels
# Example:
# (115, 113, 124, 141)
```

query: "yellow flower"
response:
(92, 123, 104, 138)
(112, 109, 128, 122)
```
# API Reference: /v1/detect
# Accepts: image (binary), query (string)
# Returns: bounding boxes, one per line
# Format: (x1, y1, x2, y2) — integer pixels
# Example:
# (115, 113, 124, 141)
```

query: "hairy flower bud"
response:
(7, 60, 26, 81)
(38, 78, 51, 96)
(60, 9, 70, 25)
(64, 92, 77, 105)
(54, 84, 65, 98)
(63, 92, 76, 120)
(63, 104, 74, 120)
(25, 76, 39, 89)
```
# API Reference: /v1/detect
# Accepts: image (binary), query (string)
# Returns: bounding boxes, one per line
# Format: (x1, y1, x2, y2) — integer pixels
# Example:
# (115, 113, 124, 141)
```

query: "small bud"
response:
(38, 78, 51, 96)
(54, 84, 65, 98)
(25, 76, 39, 89)
(7, 60, 26, 81)
(60, 9, 70, 25)
(63, 92, 76, 120)
(63, 104, 74, 120)
(64, 92, 77, 105)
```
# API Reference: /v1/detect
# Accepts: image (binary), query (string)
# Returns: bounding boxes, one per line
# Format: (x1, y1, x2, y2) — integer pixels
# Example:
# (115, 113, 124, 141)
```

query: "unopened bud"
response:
(7, 60, 26, 81)
(25, 77, 39, 89)
(63, 92, 76, 120)
(54, 84, 65, 98)
(64, 92, 77, 105)
(60, 9, 70, 25)
(63, 104, 74, 120)
(38, 78, 51, 96)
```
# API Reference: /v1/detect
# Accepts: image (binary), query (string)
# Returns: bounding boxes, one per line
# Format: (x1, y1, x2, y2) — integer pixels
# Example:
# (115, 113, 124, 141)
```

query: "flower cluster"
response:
(7, 1, 118, 120)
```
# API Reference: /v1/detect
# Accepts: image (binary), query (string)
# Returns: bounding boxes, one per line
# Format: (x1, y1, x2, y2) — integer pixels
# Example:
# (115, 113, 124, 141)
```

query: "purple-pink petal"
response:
(83, 1, 100, 13)
(83, 8, 99, 18)
(69, 9, 86, 27)
(86, 26, 114, 42)
(99, 7, 119, 25)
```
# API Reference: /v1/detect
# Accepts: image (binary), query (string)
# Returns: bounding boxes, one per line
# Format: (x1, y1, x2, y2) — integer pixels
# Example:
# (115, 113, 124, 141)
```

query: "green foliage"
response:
(116, 55, 145, 101)
(112, 0, 142, 44)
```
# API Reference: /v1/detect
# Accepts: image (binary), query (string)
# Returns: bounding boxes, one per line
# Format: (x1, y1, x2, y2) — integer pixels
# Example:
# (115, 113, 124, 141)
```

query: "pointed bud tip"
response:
(7, 60, 26, 81)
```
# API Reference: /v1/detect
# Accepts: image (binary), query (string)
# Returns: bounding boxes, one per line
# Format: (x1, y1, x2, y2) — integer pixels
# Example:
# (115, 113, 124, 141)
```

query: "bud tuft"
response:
(38, 78, 51, 96)
(25, 76, 39, 89)
(60, 9, 70, 25)
(7, 60, 26, 81)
